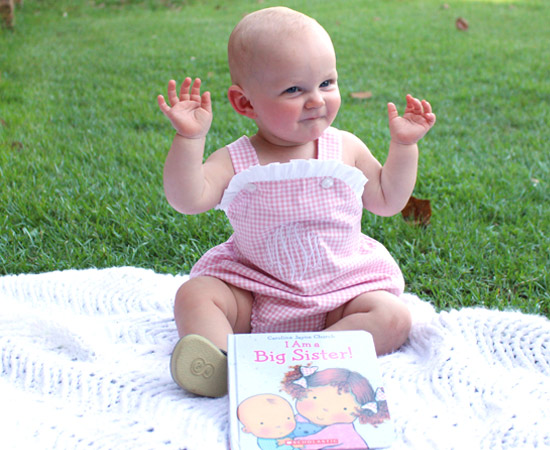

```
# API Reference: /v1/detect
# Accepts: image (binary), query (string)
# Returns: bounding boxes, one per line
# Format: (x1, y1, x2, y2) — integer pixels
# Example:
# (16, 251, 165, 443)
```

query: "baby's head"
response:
(227, 7, 341, 145)
(237, 394, 296, 439)
(282, 366, 377, 426)
(228, 6, 336, 88)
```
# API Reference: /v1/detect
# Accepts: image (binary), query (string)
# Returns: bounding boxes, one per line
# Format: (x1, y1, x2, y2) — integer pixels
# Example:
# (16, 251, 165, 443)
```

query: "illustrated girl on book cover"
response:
(280, 365, 390, 449)
(236, 364, 389, 449)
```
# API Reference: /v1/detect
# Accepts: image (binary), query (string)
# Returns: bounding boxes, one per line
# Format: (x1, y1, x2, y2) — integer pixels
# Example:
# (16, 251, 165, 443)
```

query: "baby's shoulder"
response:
(206, 145, 232, 169)
(204, 145, 236, 188)
(338, 129, 368, 149)
(336, 129, 369, 166)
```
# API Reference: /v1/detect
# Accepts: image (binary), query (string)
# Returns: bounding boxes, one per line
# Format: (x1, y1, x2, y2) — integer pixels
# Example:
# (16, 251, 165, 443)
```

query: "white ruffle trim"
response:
(217, 159, 368, 211)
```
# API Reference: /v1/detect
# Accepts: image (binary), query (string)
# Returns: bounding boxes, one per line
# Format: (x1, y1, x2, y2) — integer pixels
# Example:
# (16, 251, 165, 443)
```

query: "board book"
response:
(228, 330, 394, 449)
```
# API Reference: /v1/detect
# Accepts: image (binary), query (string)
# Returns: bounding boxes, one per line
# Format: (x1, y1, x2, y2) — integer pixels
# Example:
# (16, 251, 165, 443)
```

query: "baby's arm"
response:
(158, 77, 233, 214)
(352, 95, 436, 216)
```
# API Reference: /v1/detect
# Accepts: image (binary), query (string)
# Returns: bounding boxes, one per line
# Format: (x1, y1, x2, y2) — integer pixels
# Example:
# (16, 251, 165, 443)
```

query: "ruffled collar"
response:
(217, 159, 367, 212)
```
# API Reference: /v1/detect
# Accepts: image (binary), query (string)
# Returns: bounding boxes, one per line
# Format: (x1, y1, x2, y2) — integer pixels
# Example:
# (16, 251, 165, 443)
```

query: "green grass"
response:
(1, 0, 549, 316)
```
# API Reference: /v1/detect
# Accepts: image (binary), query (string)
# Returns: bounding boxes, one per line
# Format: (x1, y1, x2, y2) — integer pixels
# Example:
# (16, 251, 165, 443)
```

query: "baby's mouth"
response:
(302, 115, 323, 122)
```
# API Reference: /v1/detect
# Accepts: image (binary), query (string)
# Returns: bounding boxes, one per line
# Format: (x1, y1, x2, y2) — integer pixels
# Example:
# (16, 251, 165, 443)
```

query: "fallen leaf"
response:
(442, 3, 450, 9)
(350, 91, 373, 100)
(401, 195, 432, 226)
(456, 17, 469, 31)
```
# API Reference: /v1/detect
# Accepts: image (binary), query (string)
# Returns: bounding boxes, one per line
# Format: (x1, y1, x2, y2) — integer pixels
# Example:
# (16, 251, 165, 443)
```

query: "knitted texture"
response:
(1, 267, 549, 449)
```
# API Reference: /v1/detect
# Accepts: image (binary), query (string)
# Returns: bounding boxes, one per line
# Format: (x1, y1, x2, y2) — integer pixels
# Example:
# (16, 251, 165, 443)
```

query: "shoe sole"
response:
(170, 334, 228, 397)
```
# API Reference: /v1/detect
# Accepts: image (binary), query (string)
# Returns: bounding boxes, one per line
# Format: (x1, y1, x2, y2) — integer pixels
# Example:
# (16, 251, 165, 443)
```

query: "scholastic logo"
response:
(284, 439, 339, 445)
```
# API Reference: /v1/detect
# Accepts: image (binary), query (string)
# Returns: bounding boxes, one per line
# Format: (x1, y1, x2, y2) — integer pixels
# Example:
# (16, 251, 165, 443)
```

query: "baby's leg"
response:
(174, 275, 253, 350)
(171, 276, 253, 396)
(325, 290, 411, 356)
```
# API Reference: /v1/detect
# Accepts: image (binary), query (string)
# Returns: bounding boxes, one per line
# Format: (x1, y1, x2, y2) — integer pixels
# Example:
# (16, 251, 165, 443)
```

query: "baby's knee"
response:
(174, 276, 251, 317)
(383, 300, 412, 345)
(174, 277, 218, 311)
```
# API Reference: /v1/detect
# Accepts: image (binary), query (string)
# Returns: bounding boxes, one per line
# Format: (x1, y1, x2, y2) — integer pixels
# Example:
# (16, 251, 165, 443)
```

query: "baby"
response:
(158, 7, 436, 397)
(237, 394, 320, 449)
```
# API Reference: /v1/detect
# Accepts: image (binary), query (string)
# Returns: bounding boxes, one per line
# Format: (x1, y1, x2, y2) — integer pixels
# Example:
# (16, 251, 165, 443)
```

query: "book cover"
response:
(228, 331, 394, 450)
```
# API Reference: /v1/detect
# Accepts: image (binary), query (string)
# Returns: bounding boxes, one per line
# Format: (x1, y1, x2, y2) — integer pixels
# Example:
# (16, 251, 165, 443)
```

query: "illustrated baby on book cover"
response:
(228, 331, 394, 450)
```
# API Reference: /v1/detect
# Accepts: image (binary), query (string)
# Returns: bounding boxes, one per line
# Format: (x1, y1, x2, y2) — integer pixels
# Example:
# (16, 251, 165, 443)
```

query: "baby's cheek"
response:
(331, 412, 354, 423)
(297, 399, 315, 414)
(259, 426, 273, 436)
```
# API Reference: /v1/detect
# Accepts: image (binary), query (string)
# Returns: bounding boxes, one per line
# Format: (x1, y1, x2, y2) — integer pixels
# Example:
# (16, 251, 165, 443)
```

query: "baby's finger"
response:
(421, 100, 432, 114)
(387, 102, 399, 121)
(201, 91, 212, 114)
(178, 77, 193, 101)
(421, 100, 436, 125)
(157, 95, 170, 114)
(167, 79, 180, 106)
(408, 95, 423, 114)
(403, 95, 417, 114)
(190, 78, 203, 102)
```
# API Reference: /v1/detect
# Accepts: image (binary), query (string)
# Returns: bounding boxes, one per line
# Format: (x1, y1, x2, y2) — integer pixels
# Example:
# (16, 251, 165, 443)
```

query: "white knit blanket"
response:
(1, 267, 549, 450)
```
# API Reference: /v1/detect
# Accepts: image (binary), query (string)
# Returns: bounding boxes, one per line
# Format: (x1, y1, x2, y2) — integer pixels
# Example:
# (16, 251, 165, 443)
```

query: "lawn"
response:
(1, 0, 549, 316)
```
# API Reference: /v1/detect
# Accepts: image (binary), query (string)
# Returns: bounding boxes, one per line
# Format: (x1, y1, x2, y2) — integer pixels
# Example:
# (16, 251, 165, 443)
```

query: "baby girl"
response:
(158, 6, 436, 397)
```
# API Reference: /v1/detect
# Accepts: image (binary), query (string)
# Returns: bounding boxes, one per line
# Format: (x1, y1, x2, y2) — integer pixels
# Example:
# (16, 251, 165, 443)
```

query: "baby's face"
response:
(239, 395, 296, 438)
(296, 385, 359, 425)
(243, 26, 341, 147)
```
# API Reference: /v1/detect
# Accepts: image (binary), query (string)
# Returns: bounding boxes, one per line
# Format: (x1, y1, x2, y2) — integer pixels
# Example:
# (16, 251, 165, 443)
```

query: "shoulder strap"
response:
(226, 136, 260, 174)
(317, 127, 342, 160)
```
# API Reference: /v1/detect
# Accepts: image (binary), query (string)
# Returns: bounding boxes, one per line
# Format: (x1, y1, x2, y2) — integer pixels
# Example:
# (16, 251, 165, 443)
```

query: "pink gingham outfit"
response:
(190, 127, 404, 332)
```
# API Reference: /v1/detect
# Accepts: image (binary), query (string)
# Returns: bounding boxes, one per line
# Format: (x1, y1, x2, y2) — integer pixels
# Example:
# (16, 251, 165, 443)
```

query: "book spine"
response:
(227, 335, 240, 450)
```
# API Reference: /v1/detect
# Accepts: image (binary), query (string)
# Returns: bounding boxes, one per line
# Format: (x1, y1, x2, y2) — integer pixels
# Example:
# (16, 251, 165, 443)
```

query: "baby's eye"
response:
(284, 86, 300, 94)
(320, 79, 333, 88)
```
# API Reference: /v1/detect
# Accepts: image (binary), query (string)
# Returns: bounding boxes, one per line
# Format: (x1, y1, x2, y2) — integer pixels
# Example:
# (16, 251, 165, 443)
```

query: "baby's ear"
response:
(241, 426, 250, 434)
(228, 85, 256, 119)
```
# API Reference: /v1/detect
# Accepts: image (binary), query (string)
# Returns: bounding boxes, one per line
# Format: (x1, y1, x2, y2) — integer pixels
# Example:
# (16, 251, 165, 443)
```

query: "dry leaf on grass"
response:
(401, 196, 432, 226)
(11, 141, 23, 152)
(456, 17, 469, 31)
(350, 91, 373, 100)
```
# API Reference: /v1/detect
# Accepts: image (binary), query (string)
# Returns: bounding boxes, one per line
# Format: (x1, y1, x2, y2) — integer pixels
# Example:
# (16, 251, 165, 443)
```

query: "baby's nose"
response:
(306, 91, 324, 109)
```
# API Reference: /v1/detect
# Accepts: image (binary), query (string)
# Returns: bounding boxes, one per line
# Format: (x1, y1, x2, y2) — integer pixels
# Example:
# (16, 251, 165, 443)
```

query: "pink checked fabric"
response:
(190, 127, 404, 332)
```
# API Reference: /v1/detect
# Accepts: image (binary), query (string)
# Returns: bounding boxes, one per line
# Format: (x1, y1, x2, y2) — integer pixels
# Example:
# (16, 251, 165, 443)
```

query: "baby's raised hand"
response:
(387, 95, 436, 145)
(157, 77, 213, 139)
